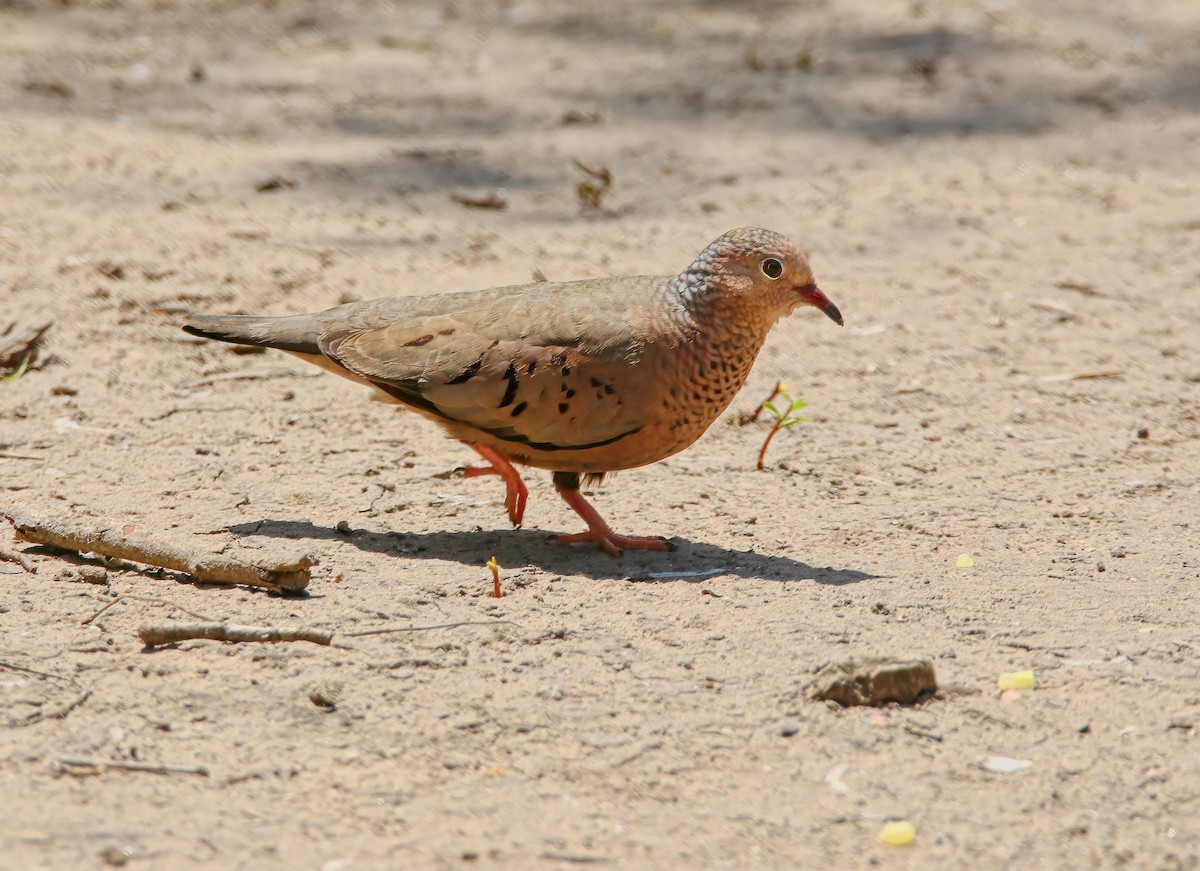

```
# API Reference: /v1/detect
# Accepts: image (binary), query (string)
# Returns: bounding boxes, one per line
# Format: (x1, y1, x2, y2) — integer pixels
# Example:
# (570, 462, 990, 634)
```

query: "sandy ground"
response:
(2, 1, 1199, 868)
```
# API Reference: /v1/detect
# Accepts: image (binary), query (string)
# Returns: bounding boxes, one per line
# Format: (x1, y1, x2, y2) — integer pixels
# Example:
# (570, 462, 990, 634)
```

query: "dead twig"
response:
(122, 593, 216, 622)
(735, 380, 787, 425)
(5, 509, 313, 591)
(343, 620, 519, 638)
(451, 190, 508, 210)
(19, 690, 93, 726)
(81, 596, 122, 626)
(178, 367, 320, 390)
(135, 617, 521, 649)
(0, 660, 92, 726)
(139, 623, 333, 648)
(0, 546, 36, 573)
(56, 758, 209, 777)
(0, 451, 44, 461)
(83, 593, 217, 626)
(1033, 370, 1124, 383)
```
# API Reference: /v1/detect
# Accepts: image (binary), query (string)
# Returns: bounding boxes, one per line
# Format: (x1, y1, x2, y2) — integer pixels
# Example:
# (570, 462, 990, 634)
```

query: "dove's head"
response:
(674, 228, 843, 327)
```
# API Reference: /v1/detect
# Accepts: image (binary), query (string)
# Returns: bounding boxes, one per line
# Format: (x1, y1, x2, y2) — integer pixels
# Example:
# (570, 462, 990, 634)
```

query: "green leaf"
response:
(762, 401, 779, 416)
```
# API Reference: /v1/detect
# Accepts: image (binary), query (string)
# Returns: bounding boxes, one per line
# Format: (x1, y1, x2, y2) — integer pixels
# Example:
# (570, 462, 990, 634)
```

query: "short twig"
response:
(737, 380, 786, 425)
(0, 451, 44, 461)
(0, 546, 36, 573)
(138, 623, 333, 648)
(57, 758, 209, 777)
(343, 620, 519, 638)
(0, 660, 92, 726)
(81, 596, 123, 626)
(19, 690, 93, 726)
(5, 509, 313, 591)
(0, 660, 72, 683)
(177, 367, 320, 390)
(122, 593, 216, 622)
(903, 725, 944, 742)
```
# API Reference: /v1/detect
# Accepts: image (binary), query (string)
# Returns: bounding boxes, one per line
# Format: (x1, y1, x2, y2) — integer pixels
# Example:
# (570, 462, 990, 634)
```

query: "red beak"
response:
(800, 283, 843, 326)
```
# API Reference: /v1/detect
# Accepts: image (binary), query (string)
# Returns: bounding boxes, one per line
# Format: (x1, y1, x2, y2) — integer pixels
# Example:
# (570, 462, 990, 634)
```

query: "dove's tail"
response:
(182, 313, 323, 354)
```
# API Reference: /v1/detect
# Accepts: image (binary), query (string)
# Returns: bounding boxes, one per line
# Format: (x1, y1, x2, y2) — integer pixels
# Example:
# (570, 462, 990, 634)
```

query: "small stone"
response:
(1136, 427, 1150, 439)
(779, 722, 800, 737)
(813, 657, 938, 706)
(982, 755, 1033, 775)
(79, 565, 108, 585)
(335, 520, 352, 534)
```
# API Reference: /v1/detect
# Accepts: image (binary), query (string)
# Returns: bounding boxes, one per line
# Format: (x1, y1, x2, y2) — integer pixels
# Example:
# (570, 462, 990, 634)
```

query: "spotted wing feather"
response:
(318, 278, 665, 452)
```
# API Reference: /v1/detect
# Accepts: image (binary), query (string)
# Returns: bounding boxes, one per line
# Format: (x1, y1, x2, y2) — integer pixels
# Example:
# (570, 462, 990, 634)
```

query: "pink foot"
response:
(553, 473, 672, 557)
(465, 444, 528, 527)
(555, 529, 672, 557)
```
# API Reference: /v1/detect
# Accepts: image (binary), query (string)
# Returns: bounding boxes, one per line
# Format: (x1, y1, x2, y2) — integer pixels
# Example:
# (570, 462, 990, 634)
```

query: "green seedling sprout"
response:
(756, 387, 809, 471)
(0, 353, 31, 383)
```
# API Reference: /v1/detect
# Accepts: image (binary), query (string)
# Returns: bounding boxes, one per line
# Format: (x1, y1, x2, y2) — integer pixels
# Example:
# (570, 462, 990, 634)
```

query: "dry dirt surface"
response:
(2, 1, 1198, 868)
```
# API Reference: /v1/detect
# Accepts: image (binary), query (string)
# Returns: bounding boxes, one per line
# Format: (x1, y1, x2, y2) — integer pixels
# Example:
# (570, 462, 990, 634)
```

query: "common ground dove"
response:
(183, 228, 842, 555)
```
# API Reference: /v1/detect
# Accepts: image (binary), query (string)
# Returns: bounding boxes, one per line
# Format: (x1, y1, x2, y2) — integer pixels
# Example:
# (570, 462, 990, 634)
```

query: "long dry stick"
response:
(57, 758, 209, 777)
(5, 509, 313, 592)
(138, 619, 516, 648)
(139, 623, 334, 647)
(177, 366, 320, 390)
(343, 620, 519, 638)
(0, 546, 36, 573)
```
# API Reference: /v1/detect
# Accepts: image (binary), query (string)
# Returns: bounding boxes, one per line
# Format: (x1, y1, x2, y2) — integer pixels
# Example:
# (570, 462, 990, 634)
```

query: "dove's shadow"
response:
(227, 519, 877, 585)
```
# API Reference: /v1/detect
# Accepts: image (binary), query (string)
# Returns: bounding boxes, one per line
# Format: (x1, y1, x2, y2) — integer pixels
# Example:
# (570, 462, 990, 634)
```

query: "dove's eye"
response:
(760, 257, 784, 280)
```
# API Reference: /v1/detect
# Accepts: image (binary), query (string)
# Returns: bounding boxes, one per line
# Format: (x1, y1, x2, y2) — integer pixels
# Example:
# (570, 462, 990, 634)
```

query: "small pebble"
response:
(79, 565, 108, 585)
(982, 755, 1032, 774)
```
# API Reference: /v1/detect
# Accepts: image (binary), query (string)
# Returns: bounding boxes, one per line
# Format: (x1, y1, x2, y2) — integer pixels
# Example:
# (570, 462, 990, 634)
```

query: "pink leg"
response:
(464, 443, 528, 527)
(552, 472, 671, 557)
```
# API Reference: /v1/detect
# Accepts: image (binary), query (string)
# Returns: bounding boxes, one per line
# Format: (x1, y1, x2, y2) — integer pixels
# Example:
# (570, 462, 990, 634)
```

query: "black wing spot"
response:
(527, 360, 538, 374)
(511, 401, 528, 417)
(565, 389, 575, 398)
(447, 356, 484, 385)
(497, 362, 519, 408)
(604, 384, 616, 395)
(561, 365, 571, 376)
(590, 377, 602, 388)
(404, 334, 434, 347)
(558, 402, 569, 414)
